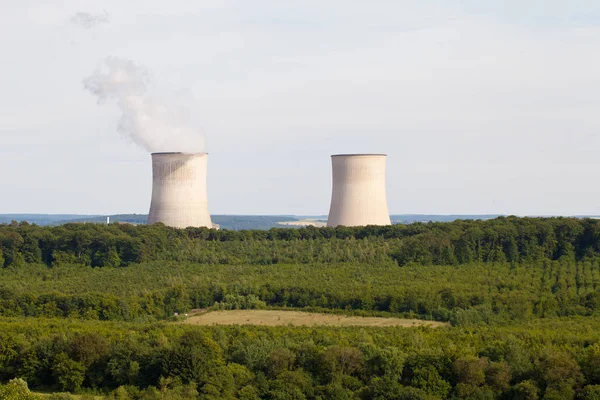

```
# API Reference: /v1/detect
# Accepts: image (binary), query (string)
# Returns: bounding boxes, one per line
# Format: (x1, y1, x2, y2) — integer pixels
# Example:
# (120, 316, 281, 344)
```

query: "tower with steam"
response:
(327, 154, 391, 227)
(147, 152, 212, 229)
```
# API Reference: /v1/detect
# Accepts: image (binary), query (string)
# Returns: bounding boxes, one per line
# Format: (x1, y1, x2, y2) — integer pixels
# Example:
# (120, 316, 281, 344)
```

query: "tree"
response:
(583, 343, 600, 385)
(512, 380, 539, 400)
(268, 370, 313, 400)
(453, 357, 489, 397)
(486, 361, 511, 393)
(267, 348, 296, 377)
(238, 385, 261, 400)
(200, 365, 234, 399)
(410, 365, 451, 398)
(365, 377, 434, 400)
(543, 384, 577, 400)
(539, 351, 583, 396)
(162, 331, 224, 387)
(580, 385, 600, 400)
(68, 332, 109, 368)
(318, 382, 356, 399)
(0, 378, 41, 400)
(319, 346, 364, 382)
(0, 231, 24, 267)
(52, 353, 86, 392)
(365, 346, 405, 383)
(68, 332, 110, 387)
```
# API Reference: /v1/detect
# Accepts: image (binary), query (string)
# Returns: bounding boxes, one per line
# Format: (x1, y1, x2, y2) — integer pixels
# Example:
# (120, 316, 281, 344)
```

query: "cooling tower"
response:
(327, 154, 391, 227)
(147, 152, 213, 229)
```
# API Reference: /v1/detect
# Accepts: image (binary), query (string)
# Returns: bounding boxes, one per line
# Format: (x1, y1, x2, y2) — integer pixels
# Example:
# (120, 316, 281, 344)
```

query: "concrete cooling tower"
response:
(327, 154, 392, 227)
(147, 152, 213, 229)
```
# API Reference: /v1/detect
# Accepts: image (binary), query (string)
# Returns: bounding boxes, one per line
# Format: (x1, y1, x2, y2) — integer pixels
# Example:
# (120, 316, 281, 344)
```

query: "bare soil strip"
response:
(181, 310, 448, 328)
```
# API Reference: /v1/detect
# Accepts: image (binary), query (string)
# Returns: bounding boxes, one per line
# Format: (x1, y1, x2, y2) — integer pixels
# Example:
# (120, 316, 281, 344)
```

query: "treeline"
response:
(3, 317, 600, 399)
(2, 261, 600, 324)
(1, 217, 600, 268)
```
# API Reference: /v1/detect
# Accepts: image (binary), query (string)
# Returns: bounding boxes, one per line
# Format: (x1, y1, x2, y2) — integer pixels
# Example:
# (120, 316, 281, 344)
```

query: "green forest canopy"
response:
(3, 217, 600, 398)
(1, 216, 599, 268)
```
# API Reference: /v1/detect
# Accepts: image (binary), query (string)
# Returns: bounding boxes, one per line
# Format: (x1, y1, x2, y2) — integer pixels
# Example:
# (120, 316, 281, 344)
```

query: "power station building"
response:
(147, 152, 213, 229)
(327, 154, 391, 227)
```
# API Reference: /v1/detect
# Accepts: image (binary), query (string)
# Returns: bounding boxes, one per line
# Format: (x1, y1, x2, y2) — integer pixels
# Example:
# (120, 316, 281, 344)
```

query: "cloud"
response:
(69, 11, 110, 29)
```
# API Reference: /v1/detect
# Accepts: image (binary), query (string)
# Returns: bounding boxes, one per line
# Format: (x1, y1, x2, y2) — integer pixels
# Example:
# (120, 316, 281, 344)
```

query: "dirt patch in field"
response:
(181, 310, 448, 328)
(36, 394, 103, 399)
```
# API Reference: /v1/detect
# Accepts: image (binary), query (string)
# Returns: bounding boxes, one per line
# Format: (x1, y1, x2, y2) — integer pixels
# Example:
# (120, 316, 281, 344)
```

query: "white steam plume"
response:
(83, 57, 205, 153)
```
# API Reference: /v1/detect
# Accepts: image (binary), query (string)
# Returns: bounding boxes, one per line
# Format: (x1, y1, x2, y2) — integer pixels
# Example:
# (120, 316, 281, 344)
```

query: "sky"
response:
(1, 0, 600, 216)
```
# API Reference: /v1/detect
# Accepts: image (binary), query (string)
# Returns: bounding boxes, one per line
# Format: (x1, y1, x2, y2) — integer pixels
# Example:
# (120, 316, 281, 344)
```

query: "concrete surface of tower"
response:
(327, 154, 392, 227)
(147, 152, 213, 228)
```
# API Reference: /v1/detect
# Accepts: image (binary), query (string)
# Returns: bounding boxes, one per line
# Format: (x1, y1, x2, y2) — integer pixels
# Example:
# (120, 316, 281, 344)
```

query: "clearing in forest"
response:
(36, 394, 103, 399)
(181, 310, 448, 328)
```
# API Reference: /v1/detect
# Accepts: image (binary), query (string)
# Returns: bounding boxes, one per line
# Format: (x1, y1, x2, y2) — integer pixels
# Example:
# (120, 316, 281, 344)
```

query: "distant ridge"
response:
(390, 214, 503, 223)
(0, 214, 298, 231)
(2, 214, 600, 230)
(0, 214, 102, 225)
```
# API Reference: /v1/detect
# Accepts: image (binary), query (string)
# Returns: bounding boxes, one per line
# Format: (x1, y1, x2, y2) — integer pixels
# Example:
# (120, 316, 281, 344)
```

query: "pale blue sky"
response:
(1, 1, 599, 215)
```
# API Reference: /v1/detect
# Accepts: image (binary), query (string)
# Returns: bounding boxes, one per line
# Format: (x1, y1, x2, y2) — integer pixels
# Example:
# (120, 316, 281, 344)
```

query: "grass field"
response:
(35, 392, 102, 399)
(181, 310, 449, 327)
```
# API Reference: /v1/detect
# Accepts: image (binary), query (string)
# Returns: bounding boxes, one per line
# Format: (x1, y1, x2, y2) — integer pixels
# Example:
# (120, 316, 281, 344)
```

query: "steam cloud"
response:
(83, 57, 205, 153)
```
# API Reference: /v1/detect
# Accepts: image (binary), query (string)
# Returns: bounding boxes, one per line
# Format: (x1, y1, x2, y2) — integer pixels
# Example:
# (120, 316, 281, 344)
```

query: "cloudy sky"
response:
(1, 0, 599, 215)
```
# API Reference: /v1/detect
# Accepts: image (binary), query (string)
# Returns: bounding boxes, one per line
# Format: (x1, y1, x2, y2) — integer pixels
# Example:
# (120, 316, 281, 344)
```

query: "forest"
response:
(0, 216, 598, 268)
(3, 217, 600, 399)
